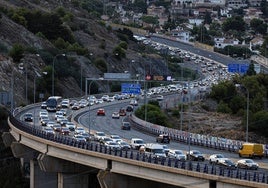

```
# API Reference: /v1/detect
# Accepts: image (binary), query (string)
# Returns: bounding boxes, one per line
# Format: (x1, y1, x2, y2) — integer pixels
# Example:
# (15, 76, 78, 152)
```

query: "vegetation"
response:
(135, 100, 171, 127)
(209, 74, 268, 137)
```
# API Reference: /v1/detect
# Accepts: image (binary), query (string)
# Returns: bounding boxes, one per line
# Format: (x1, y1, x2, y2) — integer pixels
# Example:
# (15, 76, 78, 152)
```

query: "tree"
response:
(222, 16, 246, 32)
(204, 11, 212, 24)
(8, 43, 25, 62)
(250, 18, 267, 35)
(141, 15, 159, 25)
(246, 63, 256, 76)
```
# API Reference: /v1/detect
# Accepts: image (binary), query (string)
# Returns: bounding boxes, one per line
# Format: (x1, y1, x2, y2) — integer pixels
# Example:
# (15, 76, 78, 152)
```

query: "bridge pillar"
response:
(97, 170, 181, 188)
(37, 154, 99, 188)
(1, 132, 16, 147)
(30, 159, 58, 188)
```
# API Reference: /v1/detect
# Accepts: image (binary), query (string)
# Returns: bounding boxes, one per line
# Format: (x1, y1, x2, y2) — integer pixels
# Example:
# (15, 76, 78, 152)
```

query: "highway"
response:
(76, 99, 268, 172)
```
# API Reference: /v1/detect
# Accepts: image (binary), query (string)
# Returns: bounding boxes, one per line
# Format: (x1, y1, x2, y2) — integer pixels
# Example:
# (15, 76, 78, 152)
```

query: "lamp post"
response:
(235, 84, 249, 143)
(85, 78, 96, 137)
(52, 54, 65, 96)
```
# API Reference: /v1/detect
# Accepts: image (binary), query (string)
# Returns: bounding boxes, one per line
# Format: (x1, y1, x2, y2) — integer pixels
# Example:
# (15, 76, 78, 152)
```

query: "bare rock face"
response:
(0, 15, 53, 50)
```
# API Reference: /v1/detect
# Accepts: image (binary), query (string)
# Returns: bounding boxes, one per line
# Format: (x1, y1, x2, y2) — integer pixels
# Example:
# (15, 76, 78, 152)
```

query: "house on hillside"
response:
(170, 27, 190, 42)
(214, 37, 239, 48)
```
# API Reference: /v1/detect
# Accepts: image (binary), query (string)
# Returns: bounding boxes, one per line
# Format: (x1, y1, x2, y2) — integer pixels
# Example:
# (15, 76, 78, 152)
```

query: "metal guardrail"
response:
(8, 113, 268, 185)
(129, 114, 268, 158)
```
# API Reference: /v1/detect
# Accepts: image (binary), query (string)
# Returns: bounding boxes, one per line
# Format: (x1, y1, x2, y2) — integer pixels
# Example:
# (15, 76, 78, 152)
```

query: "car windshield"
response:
(120, 142, 128, 145)
(136, 140, 143, 144)
(193, 151, 201, 154)
(77, 128, 84, 130)
(245, 159, 254, 163)
(175, 151, 183, 154)
(97, 132, 105, 136)
(153, 149, 164, 153)
(216, 154, 224, 158)
(109, 142, 117, 145)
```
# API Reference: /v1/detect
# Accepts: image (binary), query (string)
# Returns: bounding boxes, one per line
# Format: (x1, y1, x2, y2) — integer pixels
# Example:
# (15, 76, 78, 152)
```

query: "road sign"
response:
(121, 83, 141, 95)
(239, 64, 249, 74)
(228, 63, 249, 74)
(228, 63, 240, 73)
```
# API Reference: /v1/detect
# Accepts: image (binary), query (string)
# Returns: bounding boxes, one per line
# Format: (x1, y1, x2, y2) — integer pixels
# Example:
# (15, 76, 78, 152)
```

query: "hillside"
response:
(0, 0, 166, 105)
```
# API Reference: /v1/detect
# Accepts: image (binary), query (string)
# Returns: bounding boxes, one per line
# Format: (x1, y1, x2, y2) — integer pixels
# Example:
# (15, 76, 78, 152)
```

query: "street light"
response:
(52, 54, 65, 96)
(235, 84, 249, 143)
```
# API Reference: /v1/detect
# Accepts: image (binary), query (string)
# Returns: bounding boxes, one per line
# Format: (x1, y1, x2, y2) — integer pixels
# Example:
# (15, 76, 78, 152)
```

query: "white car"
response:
(75, 127, 86, 134)
(209, 154, 225, 164)
(110, 135, 122, 143)
(94, 131, 106, 141)
(112, 112, 120, 119)
(168, 150, 186, 161)
(105, 141, 121, 151)
(66, 122, 76, 131)
(156, 95, 164, 101)
(236, 159, 259, 170)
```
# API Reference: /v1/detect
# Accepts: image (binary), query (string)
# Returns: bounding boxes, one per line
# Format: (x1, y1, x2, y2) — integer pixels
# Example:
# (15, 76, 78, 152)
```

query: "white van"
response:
(130, 138, 145, 149)
(141, 143, 166, 159)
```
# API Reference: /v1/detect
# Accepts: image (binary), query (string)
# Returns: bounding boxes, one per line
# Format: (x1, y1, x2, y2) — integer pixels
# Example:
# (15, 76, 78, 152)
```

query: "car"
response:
(161, 145, 170, 155)
(236, 159, 259, 170)
(107, 96, 115, 102)
(59, 118, 69, 126)
(101, 95, 109, 101)
(156, 95, 164, 101)
(79, 132, 91, 141)
(130, 99, 138, 106)
(217, 158, 237, 169)
(117, 141, 131, 150)
(99, 137, 113, 145)
(121, 122, 131, 130)
(104, 141, 121, 151)
(94, 131, 106, 141)
(75, 127, 86, 134)
(156, 134, 170, 143)
(56, 115, 65, 123)
(24, 113, 33, 122)
(168, 150, 186, 161)
(209, 154, 225, 164)
(52, 124, 62, 132)
(59, 109, 67, 116)
(40, 116, 49, 126)
(55, 110, 64, 119)
(61, 101, 69, 108)
(186, 150, 205, 161)
(46, 121, 55, 128)
(126, 105, 134, 112)
(112, 112, 120, 119)
(71, 103, 80, 110)
(130, 138, 145, 149)
(41, 102, 47, 109)
(119, 108, 126, 116)
(97, 108, 105, 116)
(60, 127, 70, 135)
(96, 99, 104, 104)
(43, 127, 54, 135)
(110, 135, 122, 142)
(39, 110, 48, 119)
(66, 122, 76, 131)
(73, 134, 87, 142)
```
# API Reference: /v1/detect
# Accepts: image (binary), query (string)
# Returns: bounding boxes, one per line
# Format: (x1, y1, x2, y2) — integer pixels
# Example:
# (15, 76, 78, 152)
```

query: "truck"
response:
(238, 143, 264, 159)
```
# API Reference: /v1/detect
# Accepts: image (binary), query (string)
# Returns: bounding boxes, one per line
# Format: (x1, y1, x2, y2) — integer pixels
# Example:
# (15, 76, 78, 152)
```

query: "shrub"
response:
(8, 43, 24, 62)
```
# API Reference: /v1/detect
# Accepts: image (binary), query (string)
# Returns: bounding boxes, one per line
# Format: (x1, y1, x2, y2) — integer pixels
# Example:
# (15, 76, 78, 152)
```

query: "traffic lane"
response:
(78, 103, 268, 171)
(150, 36, 250, 66)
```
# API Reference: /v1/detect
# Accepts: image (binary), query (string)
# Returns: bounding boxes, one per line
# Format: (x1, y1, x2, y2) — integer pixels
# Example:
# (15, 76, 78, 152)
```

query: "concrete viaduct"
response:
(2, 112, 267, 188)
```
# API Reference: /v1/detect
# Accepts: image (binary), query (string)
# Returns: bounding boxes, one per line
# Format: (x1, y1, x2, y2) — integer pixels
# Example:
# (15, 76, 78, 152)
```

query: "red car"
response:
(97, 108, 105, 116)
(119, 108, 126, 116)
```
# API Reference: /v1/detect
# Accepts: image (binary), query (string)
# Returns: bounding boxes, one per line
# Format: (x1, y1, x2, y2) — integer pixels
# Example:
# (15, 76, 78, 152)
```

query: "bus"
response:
(46, 96, 62, 112)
